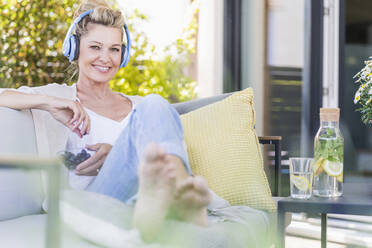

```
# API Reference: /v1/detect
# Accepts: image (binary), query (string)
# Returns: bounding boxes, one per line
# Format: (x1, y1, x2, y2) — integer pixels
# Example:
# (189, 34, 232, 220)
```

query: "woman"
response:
(0, 0, 211, 241)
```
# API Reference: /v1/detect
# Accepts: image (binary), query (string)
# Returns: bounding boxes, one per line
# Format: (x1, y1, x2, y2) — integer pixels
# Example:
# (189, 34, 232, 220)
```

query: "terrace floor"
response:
(285, 213, 372, 248)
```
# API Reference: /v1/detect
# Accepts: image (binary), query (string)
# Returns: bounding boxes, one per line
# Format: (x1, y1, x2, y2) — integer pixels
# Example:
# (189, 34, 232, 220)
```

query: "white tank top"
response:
(66, 93, 142, 190)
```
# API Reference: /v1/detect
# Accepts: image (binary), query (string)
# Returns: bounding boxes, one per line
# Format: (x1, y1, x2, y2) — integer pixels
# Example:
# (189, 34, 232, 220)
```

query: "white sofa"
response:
(0, 94, 284, 248)
(0, 106, 104, 248)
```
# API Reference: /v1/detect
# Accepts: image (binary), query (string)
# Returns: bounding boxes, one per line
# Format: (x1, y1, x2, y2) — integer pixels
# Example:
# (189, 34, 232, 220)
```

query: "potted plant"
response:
(353, 57, 372, 124)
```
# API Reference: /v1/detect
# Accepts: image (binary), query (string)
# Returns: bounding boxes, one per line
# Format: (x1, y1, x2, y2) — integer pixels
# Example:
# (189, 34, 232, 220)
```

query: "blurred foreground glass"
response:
(289, 158, 313, 199)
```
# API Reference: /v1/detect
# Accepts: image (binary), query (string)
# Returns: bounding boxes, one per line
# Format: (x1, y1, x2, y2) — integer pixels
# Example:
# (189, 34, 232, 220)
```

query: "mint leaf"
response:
(314, 128, 344, 163)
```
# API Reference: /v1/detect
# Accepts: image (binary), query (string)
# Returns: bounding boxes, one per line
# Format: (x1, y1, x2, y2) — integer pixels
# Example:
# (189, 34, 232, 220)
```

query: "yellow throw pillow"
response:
(180, 88, 276, 212)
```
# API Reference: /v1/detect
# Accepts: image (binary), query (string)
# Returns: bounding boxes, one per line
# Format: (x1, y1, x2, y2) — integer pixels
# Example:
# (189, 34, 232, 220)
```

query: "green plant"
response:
(353, 58, 372, 124)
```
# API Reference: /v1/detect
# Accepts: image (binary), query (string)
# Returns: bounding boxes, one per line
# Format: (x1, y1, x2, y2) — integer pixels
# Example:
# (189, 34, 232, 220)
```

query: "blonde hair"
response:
(74, 0, 125, 39)
(66, 0, 125, 81)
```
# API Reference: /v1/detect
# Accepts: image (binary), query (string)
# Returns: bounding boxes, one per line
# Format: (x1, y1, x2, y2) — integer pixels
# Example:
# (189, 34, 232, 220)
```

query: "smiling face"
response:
(78, 23, 122, 84)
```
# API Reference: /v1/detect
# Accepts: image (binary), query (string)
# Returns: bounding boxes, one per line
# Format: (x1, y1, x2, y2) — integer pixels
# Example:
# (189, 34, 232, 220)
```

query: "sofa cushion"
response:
(180, 88, 276, 211)
(60, 190, 274, 248)
(60, 190, 148, 248)
(0, 107, 44, 220)
(0, 214, 102, 248)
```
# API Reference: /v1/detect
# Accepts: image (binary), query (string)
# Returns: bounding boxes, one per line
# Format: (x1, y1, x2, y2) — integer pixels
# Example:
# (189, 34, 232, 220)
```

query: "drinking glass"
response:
(289, 157, 313, 199)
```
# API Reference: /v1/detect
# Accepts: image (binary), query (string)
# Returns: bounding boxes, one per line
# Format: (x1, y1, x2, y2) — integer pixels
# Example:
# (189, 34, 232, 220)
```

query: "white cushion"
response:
(0, 107, 45, 220)
(60, 190, 275, 248)
(0, 214, 46, 248)
(0, 170, 43, 220)
(60, 190, 160, 248)
(0, 214, 102, 248)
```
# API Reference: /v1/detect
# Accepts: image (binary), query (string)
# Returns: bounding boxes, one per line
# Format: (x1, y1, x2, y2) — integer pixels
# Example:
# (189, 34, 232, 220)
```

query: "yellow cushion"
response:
(180, 88, 276, 212)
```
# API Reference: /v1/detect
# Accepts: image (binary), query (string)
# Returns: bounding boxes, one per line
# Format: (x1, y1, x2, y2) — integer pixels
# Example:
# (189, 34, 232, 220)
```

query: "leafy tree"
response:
(0, 0, 78, 88)
(0, 0, 197, 103)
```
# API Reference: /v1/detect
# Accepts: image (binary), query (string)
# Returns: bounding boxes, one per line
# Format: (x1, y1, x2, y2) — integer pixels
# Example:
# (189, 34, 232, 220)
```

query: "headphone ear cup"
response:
(121, 44, 126, 66)
(69, 35, 79, 61)
(73, 35, 80, 61)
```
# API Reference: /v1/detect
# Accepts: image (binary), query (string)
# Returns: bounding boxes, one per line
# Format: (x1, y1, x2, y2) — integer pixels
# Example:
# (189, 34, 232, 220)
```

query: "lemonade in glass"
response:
(289, 158, 313, 199)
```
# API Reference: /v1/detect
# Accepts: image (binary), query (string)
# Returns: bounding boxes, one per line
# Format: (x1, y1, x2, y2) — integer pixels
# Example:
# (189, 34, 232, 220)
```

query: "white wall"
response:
(241, 0, 266, 136)
(196, 0, 224, 98)
(267, 0, 305, 68)
(119, 0, 189, 59)
(322, 0, 340, 108)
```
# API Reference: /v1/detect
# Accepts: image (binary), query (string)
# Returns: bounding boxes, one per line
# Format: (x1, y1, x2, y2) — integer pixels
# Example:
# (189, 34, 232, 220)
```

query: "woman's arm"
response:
(0, 90, 90, 137)
(0, 90, 51, 110)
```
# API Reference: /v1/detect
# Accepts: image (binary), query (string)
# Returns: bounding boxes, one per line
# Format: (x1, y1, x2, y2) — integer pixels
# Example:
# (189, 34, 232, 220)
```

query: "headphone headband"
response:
(62, 10, 93, 58)
(62, 9, 131, 68)
(122, 24, 131, 67)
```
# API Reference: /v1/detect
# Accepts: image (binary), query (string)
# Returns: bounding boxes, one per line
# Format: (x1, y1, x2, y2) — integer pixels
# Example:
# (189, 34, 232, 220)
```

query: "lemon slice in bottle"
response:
(322, 160, 343, 177)
(314, 158, 325, 176)
(291, 175, 310, 191)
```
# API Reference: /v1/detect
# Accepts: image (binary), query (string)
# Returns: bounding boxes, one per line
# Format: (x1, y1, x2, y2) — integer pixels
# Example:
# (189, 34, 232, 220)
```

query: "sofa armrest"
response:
(258, 136, 282, 197)
(0, 156, 61, 248)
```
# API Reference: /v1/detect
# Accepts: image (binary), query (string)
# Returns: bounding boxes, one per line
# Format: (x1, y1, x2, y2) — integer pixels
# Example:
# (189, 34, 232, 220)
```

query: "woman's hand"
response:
(46, 97, 90, 138)
(75, 143, 112, 176)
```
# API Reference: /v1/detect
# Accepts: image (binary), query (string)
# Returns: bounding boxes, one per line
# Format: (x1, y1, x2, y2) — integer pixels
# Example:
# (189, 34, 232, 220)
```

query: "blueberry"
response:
(61, 151, 80, 170)
(61, 149, 92, 170)
(61, 157, 76, 170)
(62, 152, 74, 162)
(77, 153, 85, 161)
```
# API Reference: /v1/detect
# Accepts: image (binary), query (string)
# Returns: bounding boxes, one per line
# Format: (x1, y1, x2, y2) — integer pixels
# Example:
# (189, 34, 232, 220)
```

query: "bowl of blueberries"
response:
(58, 148, 94, 170)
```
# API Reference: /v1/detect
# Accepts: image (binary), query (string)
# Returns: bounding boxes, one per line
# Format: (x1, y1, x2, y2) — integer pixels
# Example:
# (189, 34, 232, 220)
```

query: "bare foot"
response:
(133, 144, 177, 242)
(171, 175, 211, 226)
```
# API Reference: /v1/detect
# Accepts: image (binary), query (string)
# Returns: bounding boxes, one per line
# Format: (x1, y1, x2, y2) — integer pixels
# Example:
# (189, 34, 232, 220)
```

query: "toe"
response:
(193, 176, 209, 194)
(144, 143, 166, 162)
(192, 176, 212, 204)
(175, 177, 194, 196)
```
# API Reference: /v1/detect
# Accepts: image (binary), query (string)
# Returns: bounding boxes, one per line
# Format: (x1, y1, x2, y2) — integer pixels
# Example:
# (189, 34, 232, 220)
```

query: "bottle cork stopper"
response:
(320, 108, 340, 122)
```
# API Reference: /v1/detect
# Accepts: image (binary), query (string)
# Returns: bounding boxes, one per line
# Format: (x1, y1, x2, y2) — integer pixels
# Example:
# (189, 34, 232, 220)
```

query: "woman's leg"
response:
(133, 143, 210, 242)
(87, 94, 210, 240)
(87, 94, 191, 203)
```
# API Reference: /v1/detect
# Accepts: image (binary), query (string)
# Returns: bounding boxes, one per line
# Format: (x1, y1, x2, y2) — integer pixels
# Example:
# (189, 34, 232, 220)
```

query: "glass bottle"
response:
(313, 108, 344, 197)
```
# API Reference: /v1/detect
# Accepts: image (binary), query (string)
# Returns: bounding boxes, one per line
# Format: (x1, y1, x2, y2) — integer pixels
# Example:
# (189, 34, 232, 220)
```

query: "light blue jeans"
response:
(87, 94, 192, 205)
